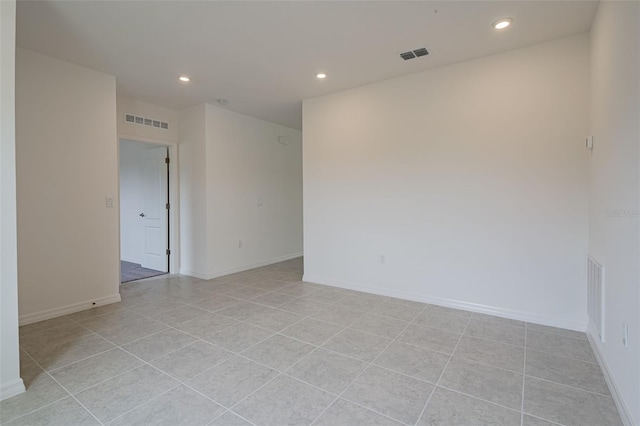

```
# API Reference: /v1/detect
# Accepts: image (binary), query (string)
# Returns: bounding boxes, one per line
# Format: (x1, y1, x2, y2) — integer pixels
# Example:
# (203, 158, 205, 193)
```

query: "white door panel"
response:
(141, 147, 168, 272)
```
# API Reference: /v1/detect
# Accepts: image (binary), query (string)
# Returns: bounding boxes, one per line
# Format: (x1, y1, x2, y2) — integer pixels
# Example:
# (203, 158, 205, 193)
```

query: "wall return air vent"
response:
(124, 113, 169, 130)
(400, 47, 429, 61)
(587, 255, 605, 343)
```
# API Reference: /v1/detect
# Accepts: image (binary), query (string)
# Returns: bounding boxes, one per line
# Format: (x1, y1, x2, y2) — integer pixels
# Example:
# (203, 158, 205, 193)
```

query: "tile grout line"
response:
(15, 265, 608, 426)
(211, 294, 401, 423)
(2, 351, 71, 425)
(434, 353, 523, 376)
(57, 310, 596, 426)
(45, 346, 130, 377)
(22, 285, 519, 425)
(112, 336, 262, 426)
(39, 340, 116, 375)
(20, 321, 151, 394)
(128, 338, 202, 364)
(78, 314, 263, 426)
(275, 313, 370, 375)
(2, 397, 70, 425)
(314, 345, 435, 385)
(526, 326, 590, 342)
(449, 329, 526, 349)
(171, 291, 552, 361)
(27, 297, 598, 394)
(128, 279, 412, 332)
(387, 336, 525, 375)
(134, 304, 339, 418)
(222, 303, 362, 423)
(103, 382, 184, 425)
(17, 349, 105, 426)
(118, 304, 315, 386)
(282, 370, 409, 426)
(309, 304, 430, 426)
(412, 314, 472, 426)
(434, 384, 523, 416)
(521, 375, 615, 399)
(142, 367, 260, 426)
(327, 306, 435, 420)
(2, 395, 70, 425)
(63, 321, 161, 379)
(120, 293, 608, 397)
(523, 413, 566, 426)
(523, 346, 599, 366)
(114, 339, 260, 426)
(203, 410, 250, 426)
(163, 310, 435, 392)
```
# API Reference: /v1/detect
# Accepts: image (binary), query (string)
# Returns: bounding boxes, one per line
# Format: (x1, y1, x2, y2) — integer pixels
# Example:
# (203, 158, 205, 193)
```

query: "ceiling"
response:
(16, 1, 598, 130)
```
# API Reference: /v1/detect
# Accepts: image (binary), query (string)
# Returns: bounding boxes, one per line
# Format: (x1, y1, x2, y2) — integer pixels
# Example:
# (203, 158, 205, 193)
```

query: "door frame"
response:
(117, 133, 180, 276)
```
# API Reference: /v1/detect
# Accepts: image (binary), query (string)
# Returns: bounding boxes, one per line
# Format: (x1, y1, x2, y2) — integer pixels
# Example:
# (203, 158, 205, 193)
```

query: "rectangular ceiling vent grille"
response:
(400, 51, 416, 60)
(124, 113, 169, 130)
(413, 48, 429, 57)
(400, 47, 429, 61)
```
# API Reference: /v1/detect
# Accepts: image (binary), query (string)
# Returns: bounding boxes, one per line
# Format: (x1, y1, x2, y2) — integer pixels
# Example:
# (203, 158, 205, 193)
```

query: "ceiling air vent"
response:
(413, 48, 429, 57)
(400, 51, 416, 60)
(124, 113, 169, 131)
(400, 47, 429, 61)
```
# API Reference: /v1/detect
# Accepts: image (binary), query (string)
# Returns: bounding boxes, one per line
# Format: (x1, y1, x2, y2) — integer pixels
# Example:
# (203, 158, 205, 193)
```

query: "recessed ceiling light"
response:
(179, 76, 190, 82)
(216, 98, 229, 105)
(316, 73, 327, 79)
(493, 18, 512, 30)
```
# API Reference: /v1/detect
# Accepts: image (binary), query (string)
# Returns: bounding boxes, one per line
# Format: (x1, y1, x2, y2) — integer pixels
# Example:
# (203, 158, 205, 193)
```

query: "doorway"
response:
(119, 139, 170, 282)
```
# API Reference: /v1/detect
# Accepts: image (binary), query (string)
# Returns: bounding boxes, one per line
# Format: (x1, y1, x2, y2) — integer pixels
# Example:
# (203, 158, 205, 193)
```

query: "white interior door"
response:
(140, 147, 168, 272)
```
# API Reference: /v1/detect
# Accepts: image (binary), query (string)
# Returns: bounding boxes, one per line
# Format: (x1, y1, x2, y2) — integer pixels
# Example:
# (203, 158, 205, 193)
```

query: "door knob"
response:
(139, 213, 145, 217)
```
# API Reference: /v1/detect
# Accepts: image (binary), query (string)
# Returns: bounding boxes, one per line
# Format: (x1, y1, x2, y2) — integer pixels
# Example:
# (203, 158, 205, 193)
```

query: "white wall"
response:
(119, 139, 158, 264)
(116, 97, 180, 274)
(0, 0, 25, 400)
(178, 104, 208, 276)
(205, 104, 303, 276)
(588, 2, 640, 424)
(117, 97, 179, 143)
(303, 34, 589, 329)
(178, 104, 303, 278)
(16, 49, 120, 323)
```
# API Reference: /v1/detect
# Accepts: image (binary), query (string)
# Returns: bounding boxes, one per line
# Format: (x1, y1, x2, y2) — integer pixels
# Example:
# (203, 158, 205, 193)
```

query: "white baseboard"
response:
(587, 331, 635, 426)
(181, 252, 303, 280)
(19, 294, 122, 326)
(303, 274, 587, 332)
(0, 378, 25, 401)
(176, 268, 209, 280)
(120, 256, 141, 264)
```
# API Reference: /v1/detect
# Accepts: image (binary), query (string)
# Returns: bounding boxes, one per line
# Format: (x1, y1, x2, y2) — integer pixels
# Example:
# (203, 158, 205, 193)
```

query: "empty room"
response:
(0, 1, 638, 425)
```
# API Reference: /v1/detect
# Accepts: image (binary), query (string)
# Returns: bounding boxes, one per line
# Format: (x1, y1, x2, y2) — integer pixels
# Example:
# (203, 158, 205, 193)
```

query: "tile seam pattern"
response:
(10, 263, 614, 426)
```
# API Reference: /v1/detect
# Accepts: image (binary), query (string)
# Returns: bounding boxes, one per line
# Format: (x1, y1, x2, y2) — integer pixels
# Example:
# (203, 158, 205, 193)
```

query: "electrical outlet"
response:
(105, 197, 114, 208)
(623, 323, 629, 347)
(238, 240, 243, 249)
(379, 255, 385, 264)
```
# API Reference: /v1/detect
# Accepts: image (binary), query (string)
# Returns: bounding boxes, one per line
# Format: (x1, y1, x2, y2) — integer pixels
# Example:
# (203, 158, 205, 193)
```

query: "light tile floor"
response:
(1, 258, 622, 426)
